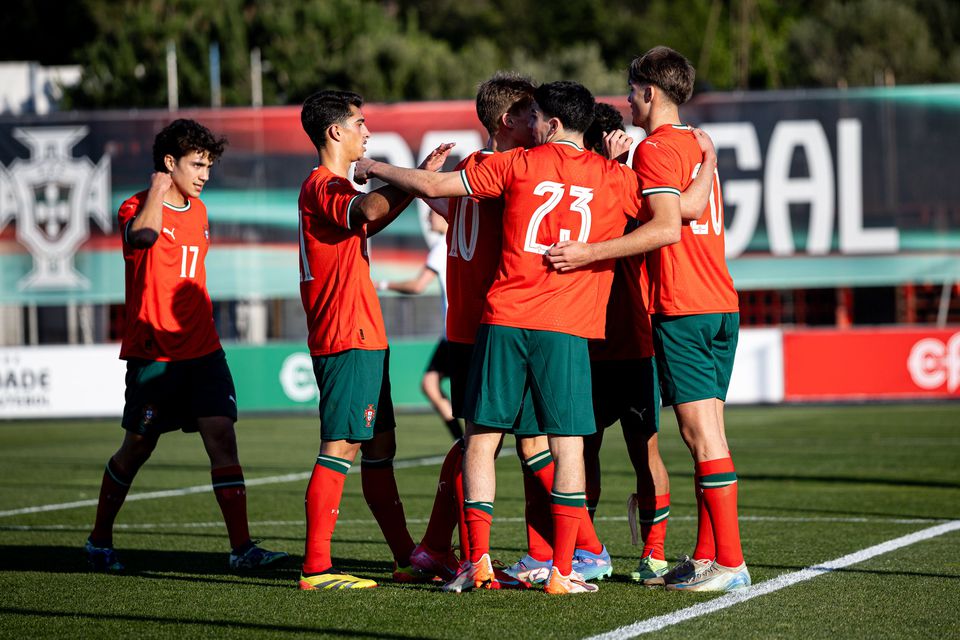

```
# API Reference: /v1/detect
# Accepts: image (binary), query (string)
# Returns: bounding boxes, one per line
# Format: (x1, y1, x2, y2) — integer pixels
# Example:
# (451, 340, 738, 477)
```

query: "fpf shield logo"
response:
(364, 404, 376, 428)
(0, 126, 111, 290)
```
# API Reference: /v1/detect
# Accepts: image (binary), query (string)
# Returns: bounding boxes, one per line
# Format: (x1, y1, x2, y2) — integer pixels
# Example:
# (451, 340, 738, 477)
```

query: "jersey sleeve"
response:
(118, 195, 143, 247)
(311, 177, 363, 231)
(461, 148, 518, 200)
(632, 141, 684, 198)
(617, 164, 645, 221)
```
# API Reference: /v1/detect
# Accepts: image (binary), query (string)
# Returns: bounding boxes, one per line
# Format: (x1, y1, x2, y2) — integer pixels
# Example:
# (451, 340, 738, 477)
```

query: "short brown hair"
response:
(628, 46, 695, 106)
(476, 71, 536, 137)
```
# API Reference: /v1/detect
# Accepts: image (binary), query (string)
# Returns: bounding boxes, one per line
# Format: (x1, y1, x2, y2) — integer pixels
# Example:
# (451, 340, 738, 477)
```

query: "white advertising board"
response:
(0, 345, 124, 418)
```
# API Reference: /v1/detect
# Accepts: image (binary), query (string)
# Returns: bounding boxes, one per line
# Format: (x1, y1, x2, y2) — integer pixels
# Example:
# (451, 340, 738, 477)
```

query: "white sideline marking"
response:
(0, 454, 446, 519)
(583, 519, 960, 640)
(0, 514, 948, 532)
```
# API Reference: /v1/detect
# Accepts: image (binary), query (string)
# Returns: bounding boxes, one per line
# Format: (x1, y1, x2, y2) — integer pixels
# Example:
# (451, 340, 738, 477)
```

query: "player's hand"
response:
(546, 240, 595, 272)
(418, 142, 456, 172)
(149, 171, 173, 194)
(353, 157, 376, 185)
(603, 130, 633, 163)
(692, 128, 716, 160)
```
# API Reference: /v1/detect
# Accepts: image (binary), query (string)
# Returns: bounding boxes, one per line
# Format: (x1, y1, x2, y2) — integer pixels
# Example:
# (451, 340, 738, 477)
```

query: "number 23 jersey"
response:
(461, 141, 644, 339)
(118, 191, 221, 362)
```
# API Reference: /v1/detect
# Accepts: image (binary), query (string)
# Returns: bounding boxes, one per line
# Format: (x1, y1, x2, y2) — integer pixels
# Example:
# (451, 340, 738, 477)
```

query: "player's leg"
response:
(655, 313, 748, 592)
(444, 325, 521, 591)
(300, 349, 386, 590)
(87, 357, 170, 571)
(526, 329, 601, 593)
(508, 412, 555, 583)
(357, 350, 418, 581)
(422, 339, 462, 440)
(190, 350, 287, 570)
(86, 429, 158, 571)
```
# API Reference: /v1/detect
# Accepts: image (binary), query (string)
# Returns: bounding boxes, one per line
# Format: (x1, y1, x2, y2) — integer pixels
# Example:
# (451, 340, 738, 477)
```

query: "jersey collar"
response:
(163, 199, 191, 212)
(552, 139, 584, 151)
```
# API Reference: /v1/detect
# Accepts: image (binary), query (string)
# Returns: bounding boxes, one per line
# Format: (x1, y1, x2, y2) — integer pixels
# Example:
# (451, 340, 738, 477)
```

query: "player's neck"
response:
(647, 105, 682, 135)
(490, 132, 517, 153)
(163, 185, 188, 208)
(548, 128, 584, 149)
(318, 146, 353, 178)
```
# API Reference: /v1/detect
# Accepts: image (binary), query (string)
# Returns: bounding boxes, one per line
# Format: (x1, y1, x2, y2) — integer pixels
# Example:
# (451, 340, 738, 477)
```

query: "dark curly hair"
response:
(152, 119, 227, 171)
(584, 102, 626, 154)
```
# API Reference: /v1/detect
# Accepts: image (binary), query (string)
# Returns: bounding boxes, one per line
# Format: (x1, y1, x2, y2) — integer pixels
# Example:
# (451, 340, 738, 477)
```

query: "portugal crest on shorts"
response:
(142, 404, 155, 425)
(364, 404, 376, 428)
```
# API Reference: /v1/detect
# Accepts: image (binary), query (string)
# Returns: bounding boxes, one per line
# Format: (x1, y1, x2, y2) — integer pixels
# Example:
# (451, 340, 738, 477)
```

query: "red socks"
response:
(303, 455, 350, 574)
(692, 471, 716, 561)
(696, 457, 744, 567)
(211, 465, 250, 551)
(521, 452, 554, 562)
(90, 458, 133, 548)
(639, 493, 670, 560)
(420, 441, 463, 553)
(549, 495, 584, 576)
(361, 457, 415, 565)
(464, 501, 494, 563)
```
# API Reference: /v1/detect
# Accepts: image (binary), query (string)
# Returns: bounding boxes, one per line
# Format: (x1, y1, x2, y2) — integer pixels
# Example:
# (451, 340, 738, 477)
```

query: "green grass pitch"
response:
(1, 404, 958, 639)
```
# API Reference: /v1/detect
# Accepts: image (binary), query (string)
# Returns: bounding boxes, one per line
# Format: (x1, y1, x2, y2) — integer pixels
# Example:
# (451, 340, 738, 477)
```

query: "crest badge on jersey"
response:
(364, 403, 376, 428)
(0, 126, 111, 290)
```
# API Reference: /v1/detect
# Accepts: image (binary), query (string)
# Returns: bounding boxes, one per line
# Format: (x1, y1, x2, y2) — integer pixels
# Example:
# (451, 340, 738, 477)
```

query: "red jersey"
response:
(589, 222, 654, 361)
(298, 166, 388, 355)
(445, 150, 504, 344)
(462, 141, 643, 339)
(118, 191, 221, 361)
(633, 124, 738, 315)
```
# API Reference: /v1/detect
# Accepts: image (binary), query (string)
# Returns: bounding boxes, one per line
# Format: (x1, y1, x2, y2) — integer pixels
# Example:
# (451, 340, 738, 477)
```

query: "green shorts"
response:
(463, 325, 595, 437)
(652, 313, 739, 406)
(449, 339, 540, 435)
(121, 348, 237, 436)
(590, 357, 659, 434)
(312, 348, 396, 442)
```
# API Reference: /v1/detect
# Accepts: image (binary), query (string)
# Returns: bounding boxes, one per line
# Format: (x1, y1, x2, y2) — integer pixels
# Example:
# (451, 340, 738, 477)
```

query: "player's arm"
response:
(354, 157, 468, 200)
(353, 143, 455, 234)
(375, 267, 437, 295)
(680, 128, 717, 221)
(126, 172, 172, 249)
(422, 197, 449, 218)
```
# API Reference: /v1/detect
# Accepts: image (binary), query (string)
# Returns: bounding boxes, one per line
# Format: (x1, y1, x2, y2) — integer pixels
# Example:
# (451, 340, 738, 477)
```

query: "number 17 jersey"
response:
(461, 141, 644, 339)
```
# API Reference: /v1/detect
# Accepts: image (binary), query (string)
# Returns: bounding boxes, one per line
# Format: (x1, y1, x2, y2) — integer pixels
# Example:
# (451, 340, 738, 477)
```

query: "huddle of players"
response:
(298, 45, 748, 594)
(87, 44, 747, 596)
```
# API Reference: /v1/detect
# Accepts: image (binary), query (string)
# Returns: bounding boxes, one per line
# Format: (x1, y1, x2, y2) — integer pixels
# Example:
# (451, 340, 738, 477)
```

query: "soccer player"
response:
(408, 73, 608, 589)
(85, 119, 288, 572)
(582, 103, 717, 585)
(296, 89, 453, 590)
(376, 212, 463, 441)
(355, 81, 648, 595)
(548, 47, 750, 592)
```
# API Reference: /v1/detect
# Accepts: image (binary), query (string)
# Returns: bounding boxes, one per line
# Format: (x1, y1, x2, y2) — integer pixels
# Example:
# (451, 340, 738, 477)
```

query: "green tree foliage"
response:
(48, 0, 960, 109)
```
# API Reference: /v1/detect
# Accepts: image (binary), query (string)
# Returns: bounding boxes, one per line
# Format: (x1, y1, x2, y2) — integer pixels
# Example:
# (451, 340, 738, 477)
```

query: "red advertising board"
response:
(783, 328, 960, 400)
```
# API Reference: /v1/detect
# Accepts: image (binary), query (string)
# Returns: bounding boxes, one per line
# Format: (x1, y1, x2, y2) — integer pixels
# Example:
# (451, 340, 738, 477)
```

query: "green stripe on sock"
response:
(551, 491, 586, 507)
(524, 450, 553, 472)
(464, 500, 494, 515)
(316, 455, 352, 475)
(699, 472, 737, 488)
(637, 506, 670, 524)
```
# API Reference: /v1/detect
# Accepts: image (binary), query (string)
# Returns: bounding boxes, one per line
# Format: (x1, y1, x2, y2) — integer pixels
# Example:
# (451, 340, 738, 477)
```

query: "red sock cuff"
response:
(696, 457, 734, 476)
(655, 493, 670, 509)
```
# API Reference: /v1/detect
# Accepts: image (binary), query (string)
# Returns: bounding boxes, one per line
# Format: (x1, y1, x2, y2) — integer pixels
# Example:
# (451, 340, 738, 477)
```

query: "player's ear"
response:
(501, 112, 514, 131)
(327, 123, 342, 143)
(163, 154, 176, 173)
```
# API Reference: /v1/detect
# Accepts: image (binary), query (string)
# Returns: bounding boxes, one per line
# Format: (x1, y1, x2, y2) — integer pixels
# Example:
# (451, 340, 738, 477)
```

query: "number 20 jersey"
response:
(118, 191, 221, 362)
(461, 141, 644, 340)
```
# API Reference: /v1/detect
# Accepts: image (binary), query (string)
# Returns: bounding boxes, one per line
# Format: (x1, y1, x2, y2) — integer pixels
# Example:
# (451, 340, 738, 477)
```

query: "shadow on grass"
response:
(0, 607, 425, 639)
(0, 545, 401, 583)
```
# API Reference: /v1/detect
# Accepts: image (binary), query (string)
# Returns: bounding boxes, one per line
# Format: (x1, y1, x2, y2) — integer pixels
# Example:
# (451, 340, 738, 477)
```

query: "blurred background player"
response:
(375, 211, 462, 440)
(85, 119, 288, 573)
(296, 89, 453, 590)
(582, 103, 716, 585)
